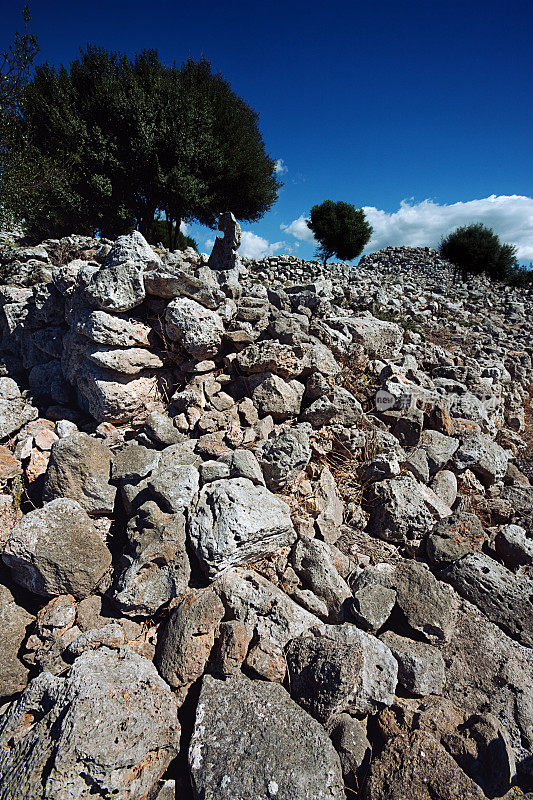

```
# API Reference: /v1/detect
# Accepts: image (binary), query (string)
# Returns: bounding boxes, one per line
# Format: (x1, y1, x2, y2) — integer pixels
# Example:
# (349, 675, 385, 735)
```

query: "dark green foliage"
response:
(8, 48, 280, 246)
(0, 6, 38, 113)
(307, 200, 372, 265)
(439, 223, 518, 282)
(146, 218, 198, 252)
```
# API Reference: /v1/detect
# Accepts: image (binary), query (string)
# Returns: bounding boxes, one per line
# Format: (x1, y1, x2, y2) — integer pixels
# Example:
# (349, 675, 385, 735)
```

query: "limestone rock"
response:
(85, 260, 146, 312)
(0, 647, 179, 800)
(380, 631, 445, 695)
(165, 297, 223, 359)
(3, 498, 112, 599)
(43, 432, 116, 515)
(0, 582, 33, 699)
(188, 478, 296, 578)
(188, 672, 345, 800)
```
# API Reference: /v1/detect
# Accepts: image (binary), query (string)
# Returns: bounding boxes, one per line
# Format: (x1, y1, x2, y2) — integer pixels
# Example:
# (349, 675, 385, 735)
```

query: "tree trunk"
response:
(171, 217, 182, 252)
(166, 217, 174, 250)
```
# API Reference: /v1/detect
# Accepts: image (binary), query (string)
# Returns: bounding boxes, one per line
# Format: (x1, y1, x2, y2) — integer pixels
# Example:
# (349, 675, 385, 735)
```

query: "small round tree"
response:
(307, 200, 372, 265)
(439, 222, 517, 281)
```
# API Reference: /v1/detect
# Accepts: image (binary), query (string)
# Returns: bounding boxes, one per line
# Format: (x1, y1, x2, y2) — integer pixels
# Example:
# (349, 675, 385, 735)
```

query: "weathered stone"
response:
(111, 443, 160, 483)
(367, 475, 436, 543)
(3, 498, 112, 599)
(329, 714, 371, 793)
(74, 308, 154, 347)
(0, 582, 33, 699)
(286, 625, 397, 721)
(214, 619, 253, 676)
(43, 432, 116, 515)
(155, 589, 224, 691)
(351, 580, 397, 631)
(251, 372, 305, 421)
(454, 433, 509, 485)
(495, 524, 533, 569)
(236, 341, 303, 379)
(365, 730, 486, 800)
(441, 551, 533, 647)
(426, 511, 487, 568)
(144, 268, 224, 308)
(339, 314, 403, 359)
(256, 426, 311, 491)
(0, 647, 179, 800)
(292, 538, 351, 619)
(147, 448, 199, 513)
(0, 398, 38, 440)
(188, 673, 345, 800)
(85, 260, 146, 312)
(189, 478, 296, 578)
(165, 297, 223, 359)
(419, 429, 460, 472)
(143, 411, 185, 447)
(431, 469, 458, 508)
(380, 631, 445, 695)
(207, 211, 241, 270)
(104, 229, 162, 270)
(85, 344, 163, 374)
(245, 635, 287, 682)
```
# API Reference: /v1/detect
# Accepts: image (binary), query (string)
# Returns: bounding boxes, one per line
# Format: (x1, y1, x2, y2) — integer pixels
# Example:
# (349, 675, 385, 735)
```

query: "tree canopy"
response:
(307, 200, 372, 265)
(439, 223, 518, 281)
(8, 47, 281, 246)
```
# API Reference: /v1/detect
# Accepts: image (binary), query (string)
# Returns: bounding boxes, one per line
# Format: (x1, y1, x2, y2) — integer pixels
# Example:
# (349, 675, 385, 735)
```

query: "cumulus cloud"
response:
(239, 231, 288, 259)
(179, 221, 189, 234)
(282, 196, 533, 261)
(274, 158, 288, 175)
(280, 215, 316, 245)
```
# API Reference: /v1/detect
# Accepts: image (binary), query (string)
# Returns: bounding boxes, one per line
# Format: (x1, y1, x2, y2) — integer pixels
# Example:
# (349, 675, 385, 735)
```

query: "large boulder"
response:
(2, 498, 112, 599)
(104, 230, 162, 270)
(188, 478, 296, 578)
(188, 673, 345, 800)
(0, 647, 180, 800)
(367, 475, 437, 544)
(333, 314, 403, 359)
(256, 426, 311, 491)
(0, 582, 33, 699)
(42, 432, 116, 515)
(85, 260, 146, 312)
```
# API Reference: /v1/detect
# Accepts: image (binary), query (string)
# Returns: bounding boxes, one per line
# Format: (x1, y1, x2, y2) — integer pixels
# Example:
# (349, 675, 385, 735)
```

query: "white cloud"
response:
(280, 214, 316, 245)
(239, 230, 288, 259)
(282, 196, 533, 261)
(179, 221, 188, 234)
(274, 158, 288, 175)
(205, 238, 215, 250)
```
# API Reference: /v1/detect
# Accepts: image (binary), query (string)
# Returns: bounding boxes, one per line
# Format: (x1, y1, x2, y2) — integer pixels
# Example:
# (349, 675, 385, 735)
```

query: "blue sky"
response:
(3, 0, 533, 261)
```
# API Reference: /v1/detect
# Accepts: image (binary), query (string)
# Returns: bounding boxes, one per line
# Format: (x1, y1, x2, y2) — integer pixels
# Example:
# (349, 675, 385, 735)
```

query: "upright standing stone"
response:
(208, 212, 241, 270)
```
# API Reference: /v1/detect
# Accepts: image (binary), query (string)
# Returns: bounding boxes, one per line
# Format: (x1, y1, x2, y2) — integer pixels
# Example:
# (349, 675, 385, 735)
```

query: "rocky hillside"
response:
(0, 219, 532, 799)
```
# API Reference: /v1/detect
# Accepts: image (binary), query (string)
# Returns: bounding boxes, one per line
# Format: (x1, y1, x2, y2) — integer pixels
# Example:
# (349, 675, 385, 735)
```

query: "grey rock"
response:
(189, 478, 296, 578)
(0, 647, 179, 800)
(188, 672, 345, 800)
(207, 211, 241, 270)
(286, 625, 397, 721)
(251, 372, 305, 421)
(441, 551, 533, 647)
(199, 460, 231, 483)
(104, 229, 162, 269)
(0, 398, 38, 440)
(329, 714, 371, 793)
(85, 344, 163, 374)
(367, 475, 436, 543)
(147, 449, 199, 513)
(351, 581, 397, 631)
(431, 469, 458, 507)
(143, 411, 185, 447)
(495, 524, 533, 569)
(292, 538, 351, 619)
(236, 340, 304, 379)
(43, 432, 116, 515)
(341, 314, 403, 359)
(74, 308, 154, 347)
(419, 430, 459, 472)
(214, 567, 321, 646)
(0, 582, 33, 699)
(85, 260, 146, 312)
(426, 511, 486, 568)
(454, 433, 509, 485)
(256, 426, 311, 491)
(2, 498, 112, 599)
(165, 297, 223, 359)
(365, 730, 486, 800)
(380, 631, 445, 695)
(111, 443, 160, 483)
(155, 589, 224, 691)
(214, 619, 253, 676)
(144, 268, 224, 308)
(219, 448, 264, 485)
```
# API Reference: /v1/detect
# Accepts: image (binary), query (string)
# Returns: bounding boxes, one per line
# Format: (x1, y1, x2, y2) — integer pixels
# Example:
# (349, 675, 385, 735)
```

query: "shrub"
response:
(307, 200, 372, 265)
(439, 223, 518, 281)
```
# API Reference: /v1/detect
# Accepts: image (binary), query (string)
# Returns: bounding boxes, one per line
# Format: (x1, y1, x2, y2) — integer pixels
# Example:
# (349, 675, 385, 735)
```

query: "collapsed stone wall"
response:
(0, 227, 532, 799)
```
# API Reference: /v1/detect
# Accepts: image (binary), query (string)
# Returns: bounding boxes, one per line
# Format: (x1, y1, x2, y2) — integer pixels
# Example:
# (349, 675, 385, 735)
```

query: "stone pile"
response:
(0, 226, 532, 799)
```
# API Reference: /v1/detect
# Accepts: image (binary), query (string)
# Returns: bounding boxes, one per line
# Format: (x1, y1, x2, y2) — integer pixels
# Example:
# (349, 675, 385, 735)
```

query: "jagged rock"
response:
(351, 578, 397, 631)
(155, 589, 224, 692)
(104, 230, 162, 270)
(76, 361, 161, 423)
(218, 448, 264, 485)
(214, 568, 322, 646)
(236, 341, 303, 379)
(114, 502, 190, 616)
(419, 429, 460, 472)
(207, 211, 241, 270)
(286, 625, 397, 721)
(144, 268, 225, 308)
(0, 398, 38, 440)
(453, 433, 509, 485)
(367, 475, 436, 544)
(165, 297, 223, 358)
(364, 730, 486, 800)
(111, 443, 160, 483)
(440, 551, 533, 647)
(426, 511, 486, 568)
(431, 469, 458, 507)
(74, 308, 154, 347)
(380, 631, 445, 695)
(315, 465, 345, 542)
(0, 582, 33, 699)
(147, 449, 199, 513)
(85, 344, 163, 374)
(189, 673, 345, 800)
(495, 524, 533, 569)
(338, 314, 403, 359)
(43, 432, 116, 515)
(213, 619, 253, 676)
(291, 538, 351, 619)
(85, 260, 146, 312)
(251, 372, 305, 421)
(143, 411, 185, 447)
(188, 478, 296, 578)
(3, 498, 112, 599)
(256, 426, 311, 491)
(0, 647, 179, 800)
(329, 714, 371, 793)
